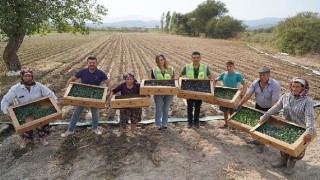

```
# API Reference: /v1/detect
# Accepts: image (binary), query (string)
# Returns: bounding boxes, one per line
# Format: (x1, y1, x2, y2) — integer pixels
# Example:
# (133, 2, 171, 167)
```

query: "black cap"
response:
(258, 66, 270, 73)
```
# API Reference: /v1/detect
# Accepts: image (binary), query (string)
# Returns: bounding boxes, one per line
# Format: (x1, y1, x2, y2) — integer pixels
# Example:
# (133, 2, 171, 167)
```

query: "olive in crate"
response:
(181, 80, 211, 93)
(256, 123, 305, 144)
(232, 107, 262, 127)
(68, 84, 104, 99)
(13, 104, 57, 124)
(144, 81, 175, 87)
(214, 88, 238, 100)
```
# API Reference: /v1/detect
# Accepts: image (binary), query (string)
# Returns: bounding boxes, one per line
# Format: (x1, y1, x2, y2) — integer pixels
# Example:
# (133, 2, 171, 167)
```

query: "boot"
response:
(271, 154, 289, 168)
(283, 159, 297, 175)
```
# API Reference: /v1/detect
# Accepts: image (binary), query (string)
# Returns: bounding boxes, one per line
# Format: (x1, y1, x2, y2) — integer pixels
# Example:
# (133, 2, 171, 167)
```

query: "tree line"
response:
(159, 0, 245, 39)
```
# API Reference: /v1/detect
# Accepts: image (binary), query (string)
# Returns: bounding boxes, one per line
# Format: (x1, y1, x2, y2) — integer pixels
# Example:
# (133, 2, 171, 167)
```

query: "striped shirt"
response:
(246, 78, 281, 108)
(1, 82, 57, 115)
(260, 92, 315, 135)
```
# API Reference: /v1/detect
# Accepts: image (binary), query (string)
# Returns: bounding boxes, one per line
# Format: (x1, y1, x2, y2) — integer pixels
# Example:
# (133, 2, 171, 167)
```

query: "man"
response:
(176, 51, 214, 128)
(61, 55, 110, 137)
(215, 60, 246, 128)
(1, 68, 57, 148)
(235, 66, 281, 153)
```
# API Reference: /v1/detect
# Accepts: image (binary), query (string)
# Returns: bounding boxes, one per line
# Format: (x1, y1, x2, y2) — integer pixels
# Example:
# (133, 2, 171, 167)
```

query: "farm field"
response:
(0, 32, 319, 179)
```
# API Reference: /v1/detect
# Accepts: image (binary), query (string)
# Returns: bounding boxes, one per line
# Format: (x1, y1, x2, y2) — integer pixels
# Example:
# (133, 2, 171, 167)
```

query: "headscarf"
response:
(123, 73, 137, 83)
(20, 67, 36, 86)
(289, 77, 309, 97)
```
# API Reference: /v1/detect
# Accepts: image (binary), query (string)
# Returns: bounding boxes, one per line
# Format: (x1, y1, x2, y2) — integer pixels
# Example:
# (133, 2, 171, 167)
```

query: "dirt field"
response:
(0, 32, 319, 179)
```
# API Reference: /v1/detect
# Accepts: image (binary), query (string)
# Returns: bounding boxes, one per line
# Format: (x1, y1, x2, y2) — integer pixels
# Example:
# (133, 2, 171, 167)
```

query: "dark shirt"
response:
(112, 82, 140, 95)
(75, 68, 108, 86)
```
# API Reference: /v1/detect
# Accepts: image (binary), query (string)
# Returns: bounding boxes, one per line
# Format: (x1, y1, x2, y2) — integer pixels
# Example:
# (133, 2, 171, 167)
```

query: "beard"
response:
(88, 65, 97, 71)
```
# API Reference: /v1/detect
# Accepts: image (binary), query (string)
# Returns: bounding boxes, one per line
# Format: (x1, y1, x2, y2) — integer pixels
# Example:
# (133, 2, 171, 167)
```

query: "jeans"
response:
(187, 99, 202, 124)
(68, 106, 99, 131)
(154, 95, 173, 128)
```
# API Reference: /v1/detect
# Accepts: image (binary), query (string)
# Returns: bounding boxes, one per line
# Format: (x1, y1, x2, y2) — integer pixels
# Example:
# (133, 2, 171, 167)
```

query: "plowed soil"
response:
(0, 32, 319, 179)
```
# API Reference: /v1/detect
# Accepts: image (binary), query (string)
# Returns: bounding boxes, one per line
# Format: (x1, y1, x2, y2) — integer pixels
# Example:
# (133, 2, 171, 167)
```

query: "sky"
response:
(97, 0, 320, 22)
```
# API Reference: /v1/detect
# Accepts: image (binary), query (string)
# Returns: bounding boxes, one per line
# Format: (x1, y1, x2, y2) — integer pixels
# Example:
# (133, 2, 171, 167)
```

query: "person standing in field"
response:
(259, 77, 314, 175)
(176, 51, 215, 128)
(235, 66, 281, 153)
(110, 73, 142, 137)
(151, 54, 175, 130)
(1, 68, 57, 148)
(215, 60, 246, 128)
(61, 55, 110, 137)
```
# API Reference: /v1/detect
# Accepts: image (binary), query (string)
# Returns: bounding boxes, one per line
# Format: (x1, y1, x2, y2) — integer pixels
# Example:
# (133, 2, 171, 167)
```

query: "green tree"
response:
(213, 16, 245, 39)
(160, 12, 165, 32)
(0, 0, 107, 71)
(164, 11, 171, 33)
(275, 12, 320, 55)
(192, 0, 227, 35)
(169, 12, 176, 33)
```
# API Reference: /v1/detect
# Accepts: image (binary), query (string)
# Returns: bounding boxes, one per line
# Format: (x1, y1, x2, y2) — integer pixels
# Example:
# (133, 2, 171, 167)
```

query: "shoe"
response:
(19, 138, 29, 149)
(20, 142, 27, 149)
(219, 124, 228, 129)
(61, 130, 75, 137)
(194, 123, 200, 129)
(272, 154, 289, 168)
(283, 159, 297, 175)
(41, 140, 49, 146)
(162, 126, 168, 130)
(255, 145, 268, 153)
(92, 128, 102, 135)
(187, 123, 193, 128)
(246, 140, 260, 145)
(157, 127, 162, 130)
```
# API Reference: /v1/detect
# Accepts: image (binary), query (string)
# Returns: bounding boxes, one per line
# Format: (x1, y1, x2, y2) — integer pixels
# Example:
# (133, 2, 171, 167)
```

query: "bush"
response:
(275, 12, 320, 55)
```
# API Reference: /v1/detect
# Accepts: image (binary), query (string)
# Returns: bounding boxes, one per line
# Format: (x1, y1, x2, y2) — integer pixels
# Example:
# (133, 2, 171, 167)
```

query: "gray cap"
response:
(258, 66, 270, 73)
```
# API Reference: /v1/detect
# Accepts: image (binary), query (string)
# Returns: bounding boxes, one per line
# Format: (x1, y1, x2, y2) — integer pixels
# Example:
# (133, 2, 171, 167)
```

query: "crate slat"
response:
(204, 86, 241, 108)
(7, 96, 62, 133)
(110, 95, 150, 108)
(177, 78, 214, 101)
(250, 116, 317, 157)
(63, 82, 108, 108)
(140, 79, 179, 95)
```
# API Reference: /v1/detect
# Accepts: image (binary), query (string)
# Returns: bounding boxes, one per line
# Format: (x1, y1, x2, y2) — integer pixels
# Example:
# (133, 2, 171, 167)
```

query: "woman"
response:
(111, 73, 142, 137)
(151, 54, 174, 130)
(1, 68, 57, 148)
(259, 77, 315, 175)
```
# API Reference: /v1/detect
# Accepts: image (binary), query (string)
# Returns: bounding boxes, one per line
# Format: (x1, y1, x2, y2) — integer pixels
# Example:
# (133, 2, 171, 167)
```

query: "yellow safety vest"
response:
(153, 66, 174, 80)
(186, 63, 207, 79)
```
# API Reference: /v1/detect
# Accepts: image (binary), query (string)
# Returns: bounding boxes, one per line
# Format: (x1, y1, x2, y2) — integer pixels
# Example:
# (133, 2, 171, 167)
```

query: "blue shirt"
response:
(216, 71, 244, 88)
(75, 68, 108, 86)
(247, 78, 281, 108)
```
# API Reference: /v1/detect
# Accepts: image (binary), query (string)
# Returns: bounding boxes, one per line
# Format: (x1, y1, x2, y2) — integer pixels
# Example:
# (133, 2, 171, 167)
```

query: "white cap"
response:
(293, 78, 306, 86)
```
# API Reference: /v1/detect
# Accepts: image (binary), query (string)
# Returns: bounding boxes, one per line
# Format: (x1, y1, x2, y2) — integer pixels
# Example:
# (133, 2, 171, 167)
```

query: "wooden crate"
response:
(63, 82, 108, 108)
(7, 97, 62, 133)
(204, 86, 241, 108)
(140, 79, 179, 95)
(250, 116, 317, 157)
(110, 95, 150, 109)
(227, 106, 263, 134)
(177, 78, 214, 101)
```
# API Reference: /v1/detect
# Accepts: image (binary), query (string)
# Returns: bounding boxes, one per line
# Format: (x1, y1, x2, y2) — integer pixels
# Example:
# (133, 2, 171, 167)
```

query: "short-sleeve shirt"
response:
(246, 78, 281, 108)
(75, 68, 108, 86)
(112, 82, 140, 95)
(216, 71, 244, 88)
(180, 66, 211, 79)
